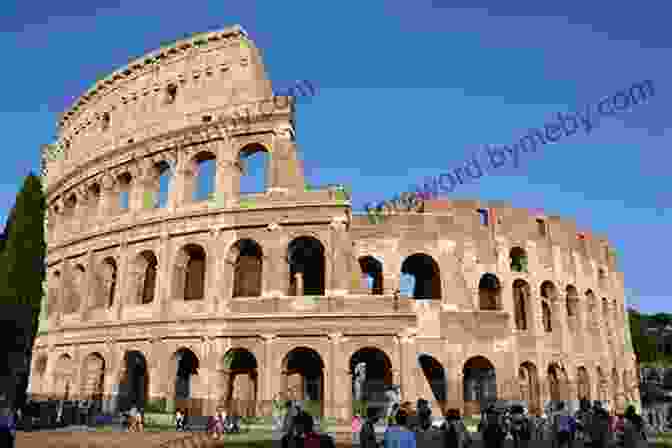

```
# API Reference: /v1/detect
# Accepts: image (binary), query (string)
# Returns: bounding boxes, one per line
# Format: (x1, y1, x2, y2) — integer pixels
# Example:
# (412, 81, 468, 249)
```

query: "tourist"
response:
(384, 409, 416, 448)
(0, 392, 15, 448)
(509, 404, 532, 447)
(175, 408, 185, 431)
(442, 408, 472, 448)
(415, 398, 433, 432)
(586, 405, 610, 448)
(552, 401, 575, 448)
(623, 405, 647, 448)
(480, 405, 506, 448)
(360, 407, 379, 448)
(209, 407, 225, 439)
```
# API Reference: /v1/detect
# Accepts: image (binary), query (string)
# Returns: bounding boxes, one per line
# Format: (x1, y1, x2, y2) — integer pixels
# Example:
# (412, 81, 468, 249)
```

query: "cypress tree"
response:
(0, 173, 46, 343)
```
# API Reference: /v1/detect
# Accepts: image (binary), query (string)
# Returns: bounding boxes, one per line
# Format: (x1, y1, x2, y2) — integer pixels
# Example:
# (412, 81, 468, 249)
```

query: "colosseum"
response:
(30, 24, 640, 423)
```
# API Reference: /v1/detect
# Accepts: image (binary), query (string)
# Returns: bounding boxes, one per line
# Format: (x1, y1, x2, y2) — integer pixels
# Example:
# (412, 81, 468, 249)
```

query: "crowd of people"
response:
(353, 398, 652, 448)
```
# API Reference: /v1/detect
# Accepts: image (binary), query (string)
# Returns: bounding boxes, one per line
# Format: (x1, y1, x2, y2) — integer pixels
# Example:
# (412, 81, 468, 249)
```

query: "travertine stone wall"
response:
(32, 25, 637, 420)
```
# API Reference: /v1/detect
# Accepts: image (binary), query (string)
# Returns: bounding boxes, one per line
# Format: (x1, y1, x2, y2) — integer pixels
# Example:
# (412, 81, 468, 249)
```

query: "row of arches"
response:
(51, 144, 271, 229)
(33, 345, 636, 418)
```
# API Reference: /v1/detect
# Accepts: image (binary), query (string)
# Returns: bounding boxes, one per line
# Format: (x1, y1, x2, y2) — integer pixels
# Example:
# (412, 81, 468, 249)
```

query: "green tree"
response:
(0, 173, 46, 343)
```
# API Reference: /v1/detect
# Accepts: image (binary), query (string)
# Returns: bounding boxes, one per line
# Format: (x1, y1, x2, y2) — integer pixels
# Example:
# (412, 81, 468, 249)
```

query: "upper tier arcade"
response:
(44, 25, 274, 188)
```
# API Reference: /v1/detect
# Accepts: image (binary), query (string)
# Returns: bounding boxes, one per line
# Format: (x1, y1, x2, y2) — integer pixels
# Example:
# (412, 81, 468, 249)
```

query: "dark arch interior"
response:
(233, 239, 263, 298)
(359, 256, 383, 295)
(224, 349, 258, 370)
(350, 348, 393, 419)
(141, 251, 158, 304)
(288, 237, 325, 296)
(120, 351, 147, 412)
(175, 348, 199, 401)
(284, 348, 324, 403)
(478, 273, 501, 310)
(418, 354, 447, 402)
(463, 356, 497, 408)
(400, 253, 442, 300)
(184, 244, 206, 300)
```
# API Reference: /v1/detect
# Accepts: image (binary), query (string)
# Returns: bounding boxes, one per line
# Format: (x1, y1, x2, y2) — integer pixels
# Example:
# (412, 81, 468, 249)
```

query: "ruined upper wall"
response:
(353, 199, 620, 273)
(46, 25, 273, 173)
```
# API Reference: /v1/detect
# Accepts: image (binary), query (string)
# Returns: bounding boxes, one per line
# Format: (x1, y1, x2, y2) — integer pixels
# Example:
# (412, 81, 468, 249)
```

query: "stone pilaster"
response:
(215, 158, 240, 208)
(57, 260, 70, 324)
(115, 241, 130, 321)
(169, 149, 189, 210)
(328, 215, 350, 296)
(99, 172, 117, 217)
(156, 232, 172, 319)
(262, 334, 276, 414)
(328, 332, 346, 421)
(265, 231, 289, 297)
(82, 250, 95, 321)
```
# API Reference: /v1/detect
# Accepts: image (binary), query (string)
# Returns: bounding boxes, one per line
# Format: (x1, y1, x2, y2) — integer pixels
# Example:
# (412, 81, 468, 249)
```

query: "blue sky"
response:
(1, 1, 669, 313)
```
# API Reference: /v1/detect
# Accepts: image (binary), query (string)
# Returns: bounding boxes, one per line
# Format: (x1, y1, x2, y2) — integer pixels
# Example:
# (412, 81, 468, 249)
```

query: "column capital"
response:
(260, 333, 276, 343)
(328, 332, 343, 342)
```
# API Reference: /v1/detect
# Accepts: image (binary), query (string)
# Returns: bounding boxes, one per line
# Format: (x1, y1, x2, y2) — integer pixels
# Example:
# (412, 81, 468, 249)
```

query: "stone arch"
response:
(478, 273, 502, 310)
(463, 356, 497, 416)
(172, 347, 201, 415)
(519, 361, 541, 415)
(586, 289, 597, 326)
(54, 353, 74, 400)
(349, 347, 393, 419)
(400, 253, 442, 300)
(150, 159, 173, 209)
(229, 238, 263, 298)
(173, 243, 207, 301)
(189, 150, 217, 202)
(64, 192, 78, 219)
(417, 353, 448, 409)
(221, 348, 258, 417)
(128, 250, 158, 305)
(547, 363, 568, 403)
(512, 279, 530, 330)
(80, 352, 105, 409)
(95, 256, 117, 308)
(566, 285, 579, 318)
(288, 236, 325, 296)
(87, 182, 102, 214)
(67, 264, 86, 314)
(282, 347, 326, 416)
(48, 269, 61, 316)
(358, 256, 383, 295)
(238, 142, 270, 194)
(116, 171, 133, 211)
(510, 246, 528, 272)
(119, 350, 149, 413)
(577, 366, 591, 401)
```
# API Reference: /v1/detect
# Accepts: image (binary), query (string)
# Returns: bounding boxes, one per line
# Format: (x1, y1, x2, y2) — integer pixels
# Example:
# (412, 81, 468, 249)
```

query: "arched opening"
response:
(463, 356, 497, 416)
(119, 351, 148, 413)
(541, 281, 557, 333)
(64, 193, 77, 220)
(598, 268, 608, 290)
(513, 279, 530, 330)
(350, 348, 393, 419)
(68, 264, 86, 314)
(174, 244, 207, 301)
(418, 354, 448, 411)
(542, 301, 552, 332)
(54, 354, 73, 401)
(239, 143, 270, 194)
(519, 362, 541, 415)
(48, 270, 61, 316)
(87, 183, 101, 216)
(221, 349, 258, 418)
(173, 348, 200, 415)
(478, 273, 501, 310)
(96, 257, 117, 308)
(231, 239, 263, 298)
(81, 353, 105, 412)
(510, 247, 528, 273)
(117, 172, 132, 211)
(282, 348, 325, 417)
(577, 366, 591, 401)
(192, 152, 216, 202)
(358, 256, 383, 295)
(400, 253, 442, 300)
(548, 363, 567, 403)
(288, 237, 325, 296)
(148, 160, 172, 209)
(140, 251, 158, 304)
(566, 285, 578, 317)
(586, 289, 597, 327)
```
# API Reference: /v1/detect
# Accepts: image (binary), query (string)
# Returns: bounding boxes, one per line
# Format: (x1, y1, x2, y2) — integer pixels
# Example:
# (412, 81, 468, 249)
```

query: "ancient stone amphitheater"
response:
(29, 24, 639, 422)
